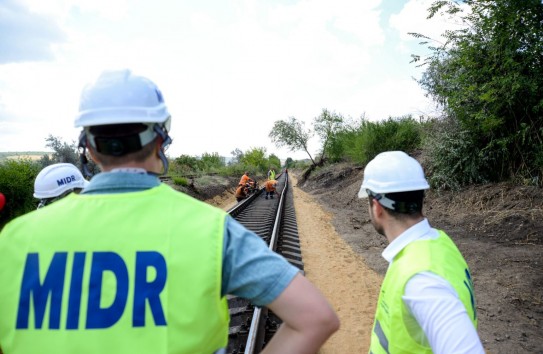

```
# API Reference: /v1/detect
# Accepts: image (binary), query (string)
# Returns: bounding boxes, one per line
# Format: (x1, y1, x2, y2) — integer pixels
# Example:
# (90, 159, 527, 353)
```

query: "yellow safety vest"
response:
(370, 230, 478, 354)
(0, 184, 229, 353)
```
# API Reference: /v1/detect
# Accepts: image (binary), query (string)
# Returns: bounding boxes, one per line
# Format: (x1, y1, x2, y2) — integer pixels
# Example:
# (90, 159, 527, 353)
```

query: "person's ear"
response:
(155, 136, 164, 153)
(87, 147, 101, 165)
(370, 199, 384, 218)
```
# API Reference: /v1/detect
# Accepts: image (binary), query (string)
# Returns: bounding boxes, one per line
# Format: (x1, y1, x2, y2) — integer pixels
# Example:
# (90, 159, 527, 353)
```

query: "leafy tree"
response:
(414, 0, 543, 185)
(200, 152, 225, 170)
(313, 109, 344, 163)
(240, 147, 268, 172)
(269, 117, 316, 166)
(230, 148, 244, 165)
(40, 135, 100, 176)
(0, 159, 40, 230)
(174, 154, 200, 171)
(268, 154, 281, 170)
(285, 157, 294, 168)
(43, 135, 79, 165)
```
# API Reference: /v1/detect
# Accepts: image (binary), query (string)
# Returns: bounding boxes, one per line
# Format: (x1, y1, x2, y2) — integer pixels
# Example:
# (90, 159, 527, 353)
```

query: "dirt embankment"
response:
(297, 163, 543, 354)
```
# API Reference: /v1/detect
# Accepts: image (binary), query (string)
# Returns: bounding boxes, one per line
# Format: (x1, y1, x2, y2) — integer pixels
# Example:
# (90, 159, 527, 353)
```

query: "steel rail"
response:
(243, 174, 289, 354)
(226, 172, 303, 353)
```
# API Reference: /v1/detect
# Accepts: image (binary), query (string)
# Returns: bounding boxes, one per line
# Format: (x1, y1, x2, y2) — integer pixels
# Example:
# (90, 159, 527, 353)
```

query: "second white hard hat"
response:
(34, 163, 89, 199)
(358, 151, 429, 198)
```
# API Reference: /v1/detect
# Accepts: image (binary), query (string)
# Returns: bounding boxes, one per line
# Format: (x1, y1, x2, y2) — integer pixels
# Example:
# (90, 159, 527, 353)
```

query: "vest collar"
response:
(382, 219, 438, 264)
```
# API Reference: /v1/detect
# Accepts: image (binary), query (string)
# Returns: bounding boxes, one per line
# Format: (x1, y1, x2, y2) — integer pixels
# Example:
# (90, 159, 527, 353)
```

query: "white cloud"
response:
(0, 0, 440, 160)
(0, 0, 66, 63)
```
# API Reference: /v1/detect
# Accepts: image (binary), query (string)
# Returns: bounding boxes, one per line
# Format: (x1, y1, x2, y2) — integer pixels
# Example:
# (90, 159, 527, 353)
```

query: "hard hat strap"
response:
(85, 125, 157, 155)
(370, 192, 396, 210)
(369, 189, 422, 214)
(153, 122, 172, 175)
(78, 130, 93, 178)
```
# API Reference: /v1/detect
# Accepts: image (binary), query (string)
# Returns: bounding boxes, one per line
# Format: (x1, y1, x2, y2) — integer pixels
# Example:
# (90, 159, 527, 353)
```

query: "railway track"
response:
(225, 173, 304, 354)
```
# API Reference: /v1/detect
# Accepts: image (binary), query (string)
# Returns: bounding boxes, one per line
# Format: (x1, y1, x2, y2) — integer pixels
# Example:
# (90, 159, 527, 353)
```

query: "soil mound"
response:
(165, 175, 240, 201)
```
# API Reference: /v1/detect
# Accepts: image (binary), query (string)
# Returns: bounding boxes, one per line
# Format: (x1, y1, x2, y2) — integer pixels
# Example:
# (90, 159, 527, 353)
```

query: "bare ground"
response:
(203, 165, 543, 353)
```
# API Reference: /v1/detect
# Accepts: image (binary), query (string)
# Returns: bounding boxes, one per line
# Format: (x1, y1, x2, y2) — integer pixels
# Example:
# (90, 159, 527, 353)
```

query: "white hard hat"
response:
(74, 69, 173, 173)
(75, 69, 170, 128)
(358, 151, 429, 199)
(34, 163, 89, 199)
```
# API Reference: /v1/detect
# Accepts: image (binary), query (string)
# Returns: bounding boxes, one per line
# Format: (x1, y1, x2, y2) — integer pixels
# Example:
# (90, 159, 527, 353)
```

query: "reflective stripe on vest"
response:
(369, 230, 477, 354)
(0, 184, 229, 353)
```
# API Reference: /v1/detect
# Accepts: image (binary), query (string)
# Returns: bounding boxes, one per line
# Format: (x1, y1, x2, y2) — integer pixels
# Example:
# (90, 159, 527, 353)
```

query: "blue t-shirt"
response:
(82, 171, 299, 306)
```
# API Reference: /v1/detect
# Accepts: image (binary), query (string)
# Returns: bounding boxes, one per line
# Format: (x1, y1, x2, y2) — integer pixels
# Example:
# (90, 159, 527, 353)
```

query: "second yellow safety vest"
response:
(369, 230, 478, 354)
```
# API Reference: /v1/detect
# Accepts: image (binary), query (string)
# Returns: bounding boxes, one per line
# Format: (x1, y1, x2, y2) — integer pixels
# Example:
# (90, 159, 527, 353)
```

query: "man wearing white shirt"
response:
(359, 151, 485, 354)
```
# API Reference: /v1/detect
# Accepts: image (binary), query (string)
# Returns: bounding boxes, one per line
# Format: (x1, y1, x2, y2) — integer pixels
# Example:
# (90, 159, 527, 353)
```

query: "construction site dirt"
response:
(203, 165, 542, 353)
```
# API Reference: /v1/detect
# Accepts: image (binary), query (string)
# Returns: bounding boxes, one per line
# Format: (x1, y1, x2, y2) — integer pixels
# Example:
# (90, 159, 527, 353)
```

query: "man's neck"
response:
(100, 159, 162, 174)
(384, 216, 424, 244)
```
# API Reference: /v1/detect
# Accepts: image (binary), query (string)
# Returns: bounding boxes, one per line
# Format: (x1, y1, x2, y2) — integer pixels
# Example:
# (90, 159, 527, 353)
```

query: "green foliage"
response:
(0, 134, 103, 229)
(285, 157, 294, 168)
(199, 152, 225, 174)
(230, 148, 244, 165)
(174, 154, 201, 175)
(172, 176, 189, 186)
(171, 147, 280, 179)
(288, 159, 312, 169)
(423, 118, 491, 190)
(268, 154, 281, 170)
(313, 108, 345, 162)
(269, 117, 316, 165)
(0, 159, 41, 229)
(43, 135, 79, 165)
(240, 147, 269, 172)
(336, 116, 423, 165)
(218, 164, 248, 178)
(416, 0, 543, 185)
(173, 152, 225, 175)
(41, 135, 99, 175)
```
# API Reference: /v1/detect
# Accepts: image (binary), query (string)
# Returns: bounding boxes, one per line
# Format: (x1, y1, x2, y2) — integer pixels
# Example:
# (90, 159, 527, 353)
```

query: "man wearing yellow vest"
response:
(267, 167, 276, 181)
(358, 151, 484, 353)
(0, 69, 339, 354)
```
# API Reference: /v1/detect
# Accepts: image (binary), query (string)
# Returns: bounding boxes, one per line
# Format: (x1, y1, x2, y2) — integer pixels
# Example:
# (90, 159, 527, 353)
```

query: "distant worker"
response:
(358, 151, 484, 353)
(0, 192, 5, 212)
(0, 69, 339, 353)
(235, 183, 248, 202)
(267, 167, 276, 180)
(265, 179, 278, 200)
(239, 171, 253, 186)
(33, 163, 89, 209)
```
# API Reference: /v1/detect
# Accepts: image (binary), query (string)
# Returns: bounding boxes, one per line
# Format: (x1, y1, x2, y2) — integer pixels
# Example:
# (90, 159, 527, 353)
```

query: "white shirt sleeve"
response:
(403, 272, 485, 354)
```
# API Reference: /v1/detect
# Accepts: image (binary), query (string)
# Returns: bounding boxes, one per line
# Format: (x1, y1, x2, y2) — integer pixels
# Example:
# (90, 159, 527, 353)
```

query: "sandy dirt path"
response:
(290, 176, 382, 353)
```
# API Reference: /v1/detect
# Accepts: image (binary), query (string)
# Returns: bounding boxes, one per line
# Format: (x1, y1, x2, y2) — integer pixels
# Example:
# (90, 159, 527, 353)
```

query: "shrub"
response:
(173, 176, 189, 186)
(423, 117, 495, 190)
(0, 159, 41, 230)
(340, 116, 423, 165)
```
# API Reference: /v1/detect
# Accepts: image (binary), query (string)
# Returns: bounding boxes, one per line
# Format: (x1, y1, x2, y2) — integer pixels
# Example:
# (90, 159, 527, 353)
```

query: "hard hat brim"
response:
(358, 188, 370, 199)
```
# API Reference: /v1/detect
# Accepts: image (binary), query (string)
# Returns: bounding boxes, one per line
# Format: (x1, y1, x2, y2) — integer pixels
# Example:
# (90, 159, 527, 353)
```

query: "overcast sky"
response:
(0, 0, 457, 160)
